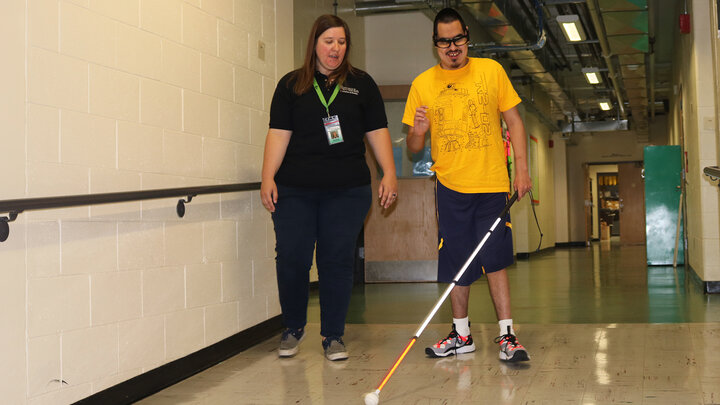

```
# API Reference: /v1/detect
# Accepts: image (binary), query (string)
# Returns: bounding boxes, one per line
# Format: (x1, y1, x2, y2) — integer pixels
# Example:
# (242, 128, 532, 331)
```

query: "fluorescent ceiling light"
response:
(582, 67, 601, 84)
(557, 14, 586, 42)
(599, 100, 612, 111)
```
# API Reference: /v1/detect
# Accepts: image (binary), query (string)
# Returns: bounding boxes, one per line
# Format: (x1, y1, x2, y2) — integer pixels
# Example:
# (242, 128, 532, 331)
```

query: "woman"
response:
(260, 14, 398, 361)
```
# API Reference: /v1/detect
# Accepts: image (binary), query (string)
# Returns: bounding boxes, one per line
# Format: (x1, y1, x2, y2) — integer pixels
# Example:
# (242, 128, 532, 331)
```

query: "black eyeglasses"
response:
(434, 34, 469, 48)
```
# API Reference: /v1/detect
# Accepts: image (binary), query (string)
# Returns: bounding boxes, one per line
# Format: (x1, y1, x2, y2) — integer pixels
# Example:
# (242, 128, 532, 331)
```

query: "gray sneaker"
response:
(278, 328, 304, 357)
(494, 327, 529, 362)
(425, 325, 475, 358)
(322, 336, 348, 361)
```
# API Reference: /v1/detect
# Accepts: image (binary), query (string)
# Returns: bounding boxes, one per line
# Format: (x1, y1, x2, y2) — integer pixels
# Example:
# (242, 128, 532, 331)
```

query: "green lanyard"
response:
(313, 77, 340, 117)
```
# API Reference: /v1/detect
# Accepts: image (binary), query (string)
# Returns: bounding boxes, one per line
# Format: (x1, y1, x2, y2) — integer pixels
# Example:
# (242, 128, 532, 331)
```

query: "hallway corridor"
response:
(140, 242, 720, 404)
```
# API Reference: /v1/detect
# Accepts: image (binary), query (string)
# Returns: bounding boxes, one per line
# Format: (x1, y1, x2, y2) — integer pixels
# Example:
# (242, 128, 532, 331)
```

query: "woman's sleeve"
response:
(362, 74, 389, 132)
(269, 74, 294, 130)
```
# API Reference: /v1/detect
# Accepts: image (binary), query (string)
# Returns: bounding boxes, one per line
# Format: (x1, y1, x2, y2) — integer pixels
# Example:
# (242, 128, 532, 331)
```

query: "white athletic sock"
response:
(453, 317, 470, 337)
(499, 319, 514, 336)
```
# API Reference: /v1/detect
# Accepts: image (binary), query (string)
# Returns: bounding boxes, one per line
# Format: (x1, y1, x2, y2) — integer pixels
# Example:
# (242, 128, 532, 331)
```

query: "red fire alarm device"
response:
(679, 13, 691, 34)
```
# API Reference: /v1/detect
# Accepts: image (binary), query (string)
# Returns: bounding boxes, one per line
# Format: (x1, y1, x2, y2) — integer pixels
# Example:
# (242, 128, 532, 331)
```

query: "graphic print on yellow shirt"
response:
(402, 58, 521, 194)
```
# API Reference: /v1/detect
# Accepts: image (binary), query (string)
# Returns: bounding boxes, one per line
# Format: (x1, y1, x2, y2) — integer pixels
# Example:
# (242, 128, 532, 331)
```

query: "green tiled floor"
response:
(310, 242, 720, 325)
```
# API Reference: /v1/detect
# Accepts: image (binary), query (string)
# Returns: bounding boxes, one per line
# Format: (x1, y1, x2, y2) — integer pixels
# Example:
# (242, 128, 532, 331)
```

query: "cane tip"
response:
(363, 391, 379, 405)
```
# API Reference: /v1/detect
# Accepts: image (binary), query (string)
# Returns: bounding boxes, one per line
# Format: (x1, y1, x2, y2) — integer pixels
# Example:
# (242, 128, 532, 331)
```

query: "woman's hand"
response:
(365, 127, 399, 210)
(378, 174, 398, 209)
(261, 179, 278, 212)
(260, 129, 292, 213)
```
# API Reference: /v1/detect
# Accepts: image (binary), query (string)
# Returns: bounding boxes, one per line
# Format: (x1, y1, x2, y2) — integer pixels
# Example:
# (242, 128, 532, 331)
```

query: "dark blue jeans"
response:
(272, 184, 371, 338)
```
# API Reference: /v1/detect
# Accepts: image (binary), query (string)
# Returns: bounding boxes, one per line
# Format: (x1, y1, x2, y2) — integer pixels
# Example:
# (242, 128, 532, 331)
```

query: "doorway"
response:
(586, 162, 646, 244)
(588, 164, 617, 240)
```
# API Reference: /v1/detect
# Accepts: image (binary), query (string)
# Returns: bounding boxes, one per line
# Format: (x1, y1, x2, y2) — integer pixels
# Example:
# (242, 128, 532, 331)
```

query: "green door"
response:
(644, 146, 684, 265)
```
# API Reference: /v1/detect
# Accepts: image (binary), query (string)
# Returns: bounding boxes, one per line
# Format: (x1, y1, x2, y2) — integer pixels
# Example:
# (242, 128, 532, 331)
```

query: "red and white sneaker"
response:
(425, 325, 475, 358)
(494, 327, 530, 362)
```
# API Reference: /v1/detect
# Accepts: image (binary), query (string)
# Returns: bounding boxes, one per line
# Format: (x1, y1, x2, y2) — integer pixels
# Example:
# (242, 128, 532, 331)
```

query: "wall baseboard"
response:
(555, 241, 587, 248)
(688, 264, 720, 294)
(706, 281, 720, 294)
(73, 315, 283, 405)
(516, 246, 555, 260)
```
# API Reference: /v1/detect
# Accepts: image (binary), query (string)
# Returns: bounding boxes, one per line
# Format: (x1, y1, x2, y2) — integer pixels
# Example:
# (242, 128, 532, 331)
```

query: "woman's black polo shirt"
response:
(269, 69, 388, 188)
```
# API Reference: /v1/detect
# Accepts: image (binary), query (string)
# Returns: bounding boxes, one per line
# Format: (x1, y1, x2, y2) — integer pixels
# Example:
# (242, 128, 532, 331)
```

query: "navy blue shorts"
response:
(436, 181, 514, 286)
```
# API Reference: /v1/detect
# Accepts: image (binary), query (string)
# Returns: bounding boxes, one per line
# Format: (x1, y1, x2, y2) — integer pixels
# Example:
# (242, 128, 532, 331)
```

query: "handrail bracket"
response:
(704, 166, 720, 188)
(176, 195, 196, 218)
(0, 211, 22, 243)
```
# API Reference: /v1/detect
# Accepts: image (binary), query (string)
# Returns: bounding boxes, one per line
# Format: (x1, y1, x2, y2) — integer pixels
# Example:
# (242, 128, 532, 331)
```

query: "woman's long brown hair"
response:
(291, 15, 354, 95)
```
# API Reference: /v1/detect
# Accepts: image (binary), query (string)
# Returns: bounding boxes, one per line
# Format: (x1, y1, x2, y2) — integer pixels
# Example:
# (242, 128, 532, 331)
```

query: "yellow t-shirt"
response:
(402, 58, 521, 193)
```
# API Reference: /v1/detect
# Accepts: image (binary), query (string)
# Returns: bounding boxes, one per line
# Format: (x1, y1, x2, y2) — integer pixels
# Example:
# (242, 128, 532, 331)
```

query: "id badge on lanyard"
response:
(322, 115, 343, 145)
(313, 78, 344, 145)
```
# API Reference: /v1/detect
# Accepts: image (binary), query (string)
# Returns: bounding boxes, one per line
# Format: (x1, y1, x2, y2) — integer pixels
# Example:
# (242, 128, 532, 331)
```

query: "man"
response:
(402, 7, 532, 362)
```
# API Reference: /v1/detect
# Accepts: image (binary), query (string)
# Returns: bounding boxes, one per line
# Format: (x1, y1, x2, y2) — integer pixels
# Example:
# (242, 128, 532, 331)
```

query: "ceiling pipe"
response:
(570, 3, 602, 67)
(649, 38, 656, 120)
(568, 39, 600, 45)
(576, 4, 605, 71)
(354, 0, 437, 15)
(585, 0, 627, 118)
(544, 0, 586, 4)
(474, 32, 546, 53)
(575, 3, 614, 96)
(518, 0, 569, 69)
(648, 0, 656, 121)
(561, 119, 629, 133)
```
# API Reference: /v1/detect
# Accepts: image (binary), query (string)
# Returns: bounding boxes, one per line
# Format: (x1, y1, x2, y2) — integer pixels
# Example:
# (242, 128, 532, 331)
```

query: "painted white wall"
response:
(553, 133, 570, 243)
(0, 0, 293, 403)
(668, 0, 720, 281)
(364, 11, 437, 84)
(511, 106, 556, 254)
(0, 3, 27, 404)
(712, 0, 720, 280)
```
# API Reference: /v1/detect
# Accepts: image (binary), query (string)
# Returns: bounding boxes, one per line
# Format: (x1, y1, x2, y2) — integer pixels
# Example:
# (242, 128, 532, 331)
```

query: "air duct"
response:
(475, 0, 547, 53)
(561, 120, 629, 133)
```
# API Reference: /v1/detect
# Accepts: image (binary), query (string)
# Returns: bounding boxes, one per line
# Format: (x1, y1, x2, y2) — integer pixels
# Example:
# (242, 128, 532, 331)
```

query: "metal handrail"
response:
(0, 182, 261, 242)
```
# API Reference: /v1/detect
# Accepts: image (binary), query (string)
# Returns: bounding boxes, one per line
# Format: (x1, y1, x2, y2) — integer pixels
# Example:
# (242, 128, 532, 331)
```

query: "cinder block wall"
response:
(668, 0, 720, 282)
(0, 1, 292, 403)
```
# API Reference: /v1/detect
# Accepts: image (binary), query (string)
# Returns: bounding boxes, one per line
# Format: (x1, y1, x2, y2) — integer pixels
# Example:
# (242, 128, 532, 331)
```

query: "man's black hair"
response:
(433, 8, 468, 39)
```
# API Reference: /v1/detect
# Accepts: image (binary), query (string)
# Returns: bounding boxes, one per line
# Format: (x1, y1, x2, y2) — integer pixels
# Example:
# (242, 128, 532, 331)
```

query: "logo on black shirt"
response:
(340, 86, 359, 95)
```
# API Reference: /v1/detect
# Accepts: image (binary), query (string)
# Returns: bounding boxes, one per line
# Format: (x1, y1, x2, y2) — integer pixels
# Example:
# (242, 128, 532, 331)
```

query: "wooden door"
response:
(617, 162, 646, 245)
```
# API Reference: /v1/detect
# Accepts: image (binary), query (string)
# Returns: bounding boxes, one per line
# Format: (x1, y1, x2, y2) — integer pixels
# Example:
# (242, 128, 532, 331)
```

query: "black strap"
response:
(528, 190, 543, 252)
